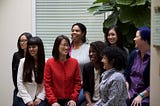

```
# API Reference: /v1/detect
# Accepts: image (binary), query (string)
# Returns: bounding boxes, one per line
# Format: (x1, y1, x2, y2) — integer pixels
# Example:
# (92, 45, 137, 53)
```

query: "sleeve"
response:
(17, 59, 33, 104)
(12, 53, 19, 88)
(70, 61, 82, 101)
(82, 64, 89, 92)
(44, 60, 57, 105)
(36, 83, 45, 100)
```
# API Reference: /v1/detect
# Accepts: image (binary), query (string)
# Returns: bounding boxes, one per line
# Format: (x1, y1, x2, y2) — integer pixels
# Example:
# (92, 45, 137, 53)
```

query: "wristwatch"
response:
(139, 92, 144, 98)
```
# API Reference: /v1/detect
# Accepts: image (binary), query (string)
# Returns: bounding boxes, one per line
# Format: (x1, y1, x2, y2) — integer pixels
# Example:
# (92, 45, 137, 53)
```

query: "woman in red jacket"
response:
(44, 35, 81, 106)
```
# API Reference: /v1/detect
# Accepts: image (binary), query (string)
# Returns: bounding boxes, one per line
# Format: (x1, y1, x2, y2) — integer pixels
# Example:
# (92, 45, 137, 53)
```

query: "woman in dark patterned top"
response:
(94, 46, 128, 106)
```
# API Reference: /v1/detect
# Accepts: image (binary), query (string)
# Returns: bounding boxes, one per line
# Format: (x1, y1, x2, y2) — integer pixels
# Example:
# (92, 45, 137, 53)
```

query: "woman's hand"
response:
(67, 100, 76, 106)
(87, 102, 93, 106)
(52, 102, 60, 106)
(27, 101, 34, 106)
(34, 98, 41, 106)
(131, 95, 142, 106)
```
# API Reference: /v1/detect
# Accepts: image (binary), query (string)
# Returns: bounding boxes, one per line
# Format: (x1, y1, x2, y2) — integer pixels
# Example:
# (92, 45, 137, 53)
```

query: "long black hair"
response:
(23, 36, 45, 84)
(17, 32, 32, 54)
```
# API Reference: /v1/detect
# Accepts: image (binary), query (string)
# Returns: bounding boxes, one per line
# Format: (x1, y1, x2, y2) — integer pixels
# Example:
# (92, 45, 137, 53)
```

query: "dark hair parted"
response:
(23, 36, 45, 84)
(71, 23, 87, 43)
(90, 41, 106, 73)
(17, 32, 32, 54)
(52, 35, 70, 60)
(104, 25, 125, 51)
(90, 41, 107, 63)
(101, 46, 127, 71)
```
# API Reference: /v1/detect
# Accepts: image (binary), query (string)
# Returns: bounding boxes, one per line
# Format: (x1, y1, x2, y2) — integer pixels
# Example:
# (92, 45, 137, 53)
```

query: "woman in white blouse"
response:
(17, 36, 47, 106)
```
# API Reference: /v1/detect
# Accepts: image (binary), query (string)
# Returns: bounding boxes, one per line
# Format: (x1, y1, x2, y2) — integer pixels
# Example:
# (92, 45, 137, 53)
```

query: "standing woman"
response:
(17, 36, 47, 106)
(104, 25, 129, 57)
(44, 35, 81, 106)
(12, 32, 32, 106)
(70, 23, 90, 105)
(83, 41, 106, 106)
(94, 46, 128, 106)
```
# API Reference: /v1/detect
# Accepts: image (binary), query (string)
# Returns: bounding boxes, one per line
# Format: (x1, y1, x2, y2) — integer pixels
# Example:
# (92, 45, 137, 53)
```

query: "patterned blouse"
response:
(94, 68, 128, 106)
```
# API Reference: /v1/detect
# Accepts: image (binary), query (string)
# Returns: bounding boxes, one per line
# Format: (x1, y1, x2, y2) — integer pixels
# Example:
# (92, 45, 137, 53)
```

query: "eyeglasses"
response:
(60, 44, 70, 47)
(20, 39, 27, 43)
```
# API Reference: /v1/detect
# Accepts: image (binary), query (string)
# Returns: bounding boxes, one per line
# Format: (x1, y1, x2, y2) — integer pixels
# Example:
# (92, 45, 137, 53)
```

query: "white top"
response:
(17, 58, 45, 104)
(70, 43, 90, 79)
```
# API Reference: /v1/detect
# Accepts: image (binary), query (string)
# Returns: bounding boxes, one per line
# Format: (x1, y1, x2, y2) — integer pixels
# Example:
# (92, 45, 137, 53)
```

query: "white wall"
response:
(0, 0, 32, 105)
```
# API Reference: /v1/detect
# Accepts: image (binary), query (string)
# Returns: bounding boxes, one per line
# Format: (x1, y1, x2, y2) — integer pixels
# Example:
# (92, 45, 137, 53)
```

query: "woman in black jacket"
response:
(82, 41, 106, 106)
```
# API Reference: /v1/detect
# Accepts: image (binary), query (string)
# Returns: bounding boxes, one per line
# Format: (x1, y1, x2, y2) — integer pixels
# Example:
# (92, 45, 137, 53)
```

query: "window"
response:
(35, 0, 104, 57)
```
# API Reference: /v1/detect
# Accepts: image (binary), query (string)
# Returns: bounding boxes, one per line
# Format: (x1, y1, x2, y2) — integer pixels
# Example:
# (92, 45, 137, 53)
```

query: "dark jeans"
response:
(126, 98, 149, 106)
(77, 88, 86, 106)
(13, 89, 19, 106)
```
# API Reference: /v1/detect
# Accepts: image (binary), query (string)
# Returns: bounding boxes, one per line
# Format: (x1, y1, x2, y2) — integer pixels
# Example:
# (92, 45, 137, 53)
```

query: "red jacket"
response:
(44, 57, 81, 105)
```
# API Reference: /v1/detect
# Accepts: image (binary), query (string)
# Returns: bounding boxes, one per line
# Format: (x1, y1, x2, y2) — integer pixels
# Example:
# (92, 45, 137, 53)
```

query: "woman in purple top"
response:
(124, 27, 150, 106)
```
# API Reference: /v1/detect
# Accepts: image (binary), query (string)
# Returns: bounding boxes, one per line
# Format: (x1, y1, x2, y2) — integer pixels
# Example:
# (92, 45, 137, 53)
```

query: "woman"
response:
(12, 32, 32, 106)
(124, 27, 150, 106)
(44, 35, 81, 106)
(104, 25, 129, 57)
(17, 36, 47, 106)
(70, 23, 90, 105)
(83, 41, 106, 106)
(94, 46, 128, 106)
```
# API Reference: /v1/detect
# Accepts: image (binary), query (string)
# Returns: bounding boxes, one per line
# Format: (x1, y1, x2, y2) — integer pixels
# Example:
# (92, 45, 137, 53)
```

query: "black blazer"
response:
(82, 62, 103, 101)
(12, 51, 24, 91)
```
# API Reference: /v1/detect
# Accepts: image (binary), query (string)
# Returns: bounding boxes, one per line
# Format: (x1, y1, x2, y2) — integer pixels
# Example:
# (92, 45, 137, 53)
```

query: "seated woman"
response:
(94, 46, 128, 106)
(82, 41, 106, 106)
(44, 35, 81, 106)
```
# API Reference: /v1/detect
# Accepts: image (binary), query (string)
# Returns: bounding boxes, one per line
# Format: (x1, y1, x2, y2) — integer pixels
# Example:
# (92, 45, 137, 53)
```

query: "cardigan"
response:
(17, 58, 45, 104)
(44, 57, 81, 105)
(12, 51, 24, 91)
(124, 49, 150, 90)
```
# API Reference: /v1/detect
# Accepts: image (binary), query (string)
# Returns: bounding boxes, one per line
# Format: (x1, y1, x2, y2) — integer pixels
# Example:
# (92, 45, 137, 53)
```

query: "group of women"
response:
(12, 23, 150, 106)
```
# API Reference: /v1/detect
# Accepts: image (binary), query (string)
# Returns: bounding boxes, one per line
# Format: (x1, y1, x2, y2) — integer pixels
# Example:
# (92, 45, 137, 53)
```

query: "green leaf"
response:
(116, 0, 132, 5)
(131, 0, 146, 6)
(88, 5, 102, 12)
(103, 11, 119, 28)
(93, 0, 110, 4)
(119, 6, 150, 28)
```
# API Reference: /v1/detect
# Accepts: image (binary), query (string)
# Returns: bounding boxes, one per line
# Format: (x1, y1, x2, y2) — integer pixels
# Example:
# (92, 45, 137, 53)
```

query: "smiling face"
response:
(59, 39, 70, 57)
(107, 29, 118, 46)
(71, 25, 84, 42)
(134, 30, 146, 49)
(89, 46, 98, 64)
(28, 45, 38, 57)
(101, 55, 113, 70)
(19, 35, 28, 50)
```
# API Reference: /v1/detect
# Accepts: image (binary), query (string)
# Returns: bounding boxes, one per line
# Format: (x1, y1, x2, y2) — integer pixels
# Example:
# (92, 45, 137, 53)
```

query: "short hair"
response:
(138, 27, 151, 45)
(101, 46, 127, 71)
(71, 23, 87, 43)
(52, 35, 70, 60)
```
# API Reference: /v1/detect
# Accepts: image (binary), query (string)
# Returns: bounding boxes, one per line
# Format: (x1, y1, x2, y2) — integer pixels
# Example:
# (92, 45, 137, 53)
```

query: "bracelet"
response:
(139, 92, 144, 98)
